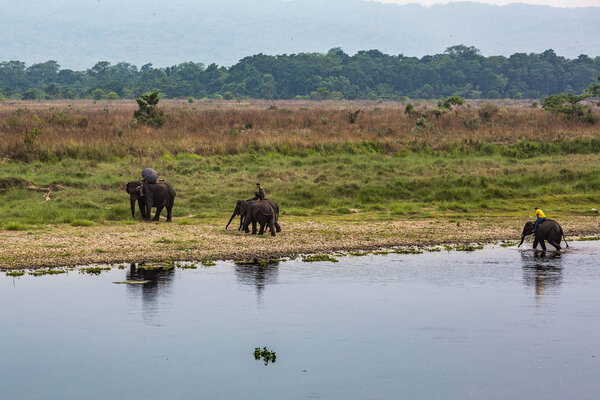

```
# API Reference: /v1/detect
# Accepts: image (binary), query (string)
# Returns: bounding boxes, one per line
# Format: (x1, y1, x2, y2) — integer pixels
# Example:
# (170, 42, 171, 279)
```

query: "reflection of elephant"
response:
(127, 180, 176, 222)
(518, 220, 568, 251)
(125, 181, 146, 220)
(241, 201, 276, 236)
(226, 199, 281, 232)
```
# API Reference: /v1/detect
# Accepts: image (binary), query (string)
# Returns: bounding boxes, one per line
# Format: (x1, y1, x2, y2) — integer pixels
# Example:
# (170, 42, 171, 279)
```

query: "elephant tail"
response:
(561, 227, 569, 248)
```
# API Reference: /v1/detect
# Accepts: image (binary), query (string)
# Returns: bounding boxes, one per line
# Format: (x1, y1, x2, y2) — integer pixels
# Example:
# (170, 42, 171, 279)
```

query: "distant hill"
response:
(1, 0, 599, 69)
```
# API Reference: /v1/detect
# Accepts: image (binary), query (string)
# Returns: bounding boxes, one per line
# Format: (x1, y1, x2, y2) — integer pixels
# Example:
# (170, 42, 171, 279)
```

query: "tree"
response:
(134, 92, 165, 127)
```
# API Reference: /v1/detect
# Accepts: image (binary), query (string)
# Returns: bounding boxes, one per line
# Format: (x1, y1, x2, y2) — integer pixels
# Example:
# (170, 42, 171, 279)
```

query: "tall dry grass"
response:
(0, 99, 598, 160)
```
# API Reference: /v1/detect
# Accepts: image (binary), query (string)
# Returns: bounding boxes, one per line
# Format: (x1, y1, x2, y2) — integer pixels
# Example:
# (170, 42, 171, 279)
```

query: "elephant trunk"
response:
(226, 211, 237, 230)
(518, 235, 525, 247)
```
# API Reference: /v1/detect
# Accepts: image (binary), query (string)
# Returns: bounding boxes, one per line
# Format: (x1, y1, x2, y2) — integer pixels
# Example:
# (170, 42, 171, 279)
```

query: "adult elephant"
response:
(126, 180, 176, 222)
(240, 201, 276, 236)
(226, 199, 281, 232)
(518, 220, 568, 251)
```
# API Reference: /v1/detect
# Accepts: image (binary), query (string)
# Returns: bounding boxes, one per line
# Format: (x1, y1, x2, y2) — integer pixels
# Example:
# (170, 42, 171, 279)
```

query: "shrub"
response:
(478, 103, 499, 122)
(134, 92, 165, 127)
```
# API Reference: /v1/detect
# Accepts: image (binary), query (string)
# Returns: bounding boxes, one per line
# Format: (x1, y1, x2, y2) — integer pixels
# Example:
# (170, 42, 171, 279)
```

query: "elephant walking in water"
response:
(518, 220, 568, 251)
(226, 199, 281, 233)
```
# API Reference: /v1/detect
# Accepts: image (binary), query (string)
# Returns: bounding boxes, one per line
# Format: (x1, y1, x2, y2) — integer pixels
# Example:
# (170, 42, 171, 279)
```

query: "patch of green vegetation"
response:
(393, 248, 423, 254)
(254, 347, 277, 365)
(6, 270, 25, 277)
(79, 266, 111, 275)
(302, 254, 339, 263)
(349, 251, 370, 256)
(577, 236, 600, 241)
(500, 241, 518, 247)
(136, 264, 174, 271)
(200, 259, 216, 267)
(4, 222, 28, 231)
(424, 247, 441, 252)
(94, 249, 107, 253)
(71, 219, 94, 227)
(454, 244, 485, 252)
(29, 268, 68, 276)
(372, 250, 391, 255)
(117, 264, 126, 269)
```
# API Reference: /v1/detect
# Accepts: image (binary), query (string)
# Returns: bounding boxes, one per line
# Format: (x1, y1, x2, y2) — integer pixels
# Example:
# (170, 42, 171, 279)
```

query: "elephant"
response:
(226, 199, 281, 232)
(518, 219, 568, 251)
(125, 181, 147, 220)
(125, 180, 176, 222)
(240, 201, 277, 236)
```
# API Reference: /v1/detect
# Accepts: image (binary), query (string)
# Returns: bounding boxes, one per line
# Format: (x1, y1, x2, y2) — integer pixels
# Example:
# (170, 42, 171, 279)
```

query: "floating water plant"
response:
(200, 259, 216, 267)
(302, 254, 339, 263)
(136, 264, 174, 271)
(349, 251, 370, 256)
(500, 241, 518, 247)
(393, 248, 423, 255)
(6, 270, 25, 277)
(254, 347, 277, 365)
(79, 267, 111, 275)
(29, 268, 68, 276)
(454, 244, 484, 252)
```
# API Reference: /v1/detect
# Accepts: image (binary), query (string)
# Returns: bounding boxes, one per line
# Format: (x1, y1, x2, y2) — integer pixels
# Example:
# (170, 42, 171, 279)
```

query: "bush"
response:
(478, 103, 499, 122)
(134, 92, 165, 127)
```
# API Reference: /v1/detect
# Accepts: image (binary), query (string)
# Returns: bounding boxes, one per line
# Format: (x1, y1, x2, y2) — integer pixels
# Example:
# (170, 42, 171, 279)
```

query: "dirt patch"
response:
(0, 216, 597, 270)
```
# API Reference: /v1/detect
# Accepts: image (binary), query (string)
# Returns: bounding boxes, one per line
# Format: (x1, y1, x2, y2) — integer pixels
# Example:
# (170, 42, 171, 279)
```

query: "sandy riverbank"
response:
(1, 216, 598, 270)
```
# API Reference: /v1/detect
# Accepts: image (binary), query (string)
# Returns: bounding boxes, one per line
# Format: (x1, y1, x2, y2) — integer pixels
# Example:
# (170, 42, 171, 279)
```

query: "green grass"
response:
(1, 147, 599, 229)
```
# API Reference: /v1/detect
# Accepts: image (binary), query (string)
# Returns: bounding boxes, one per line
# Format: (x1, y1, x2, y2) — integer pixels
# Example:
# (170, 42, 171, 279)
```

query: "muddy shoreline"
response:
(1, 216, 598, 270)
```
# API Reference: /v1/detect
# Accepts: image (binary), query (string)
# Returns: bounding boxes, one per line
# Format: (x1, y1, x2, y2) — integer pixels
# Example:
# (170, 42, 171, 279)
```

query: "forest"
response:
(1, 46, 599, 101)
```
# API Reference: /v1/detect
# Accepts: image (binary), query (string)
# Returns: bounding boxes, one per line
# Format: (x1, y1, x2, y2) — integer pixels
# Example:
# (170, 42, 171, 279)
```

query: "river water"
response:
(2, 243, 600, 400)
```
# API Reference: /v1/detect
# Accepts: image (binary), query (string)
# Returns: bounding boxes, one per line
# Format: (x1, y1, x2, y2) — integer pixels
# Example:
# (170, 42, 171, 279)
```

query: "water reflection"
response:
(521, 250, 563, 299)
(234, 261, 279, 302)
(126, 263, 175, 323)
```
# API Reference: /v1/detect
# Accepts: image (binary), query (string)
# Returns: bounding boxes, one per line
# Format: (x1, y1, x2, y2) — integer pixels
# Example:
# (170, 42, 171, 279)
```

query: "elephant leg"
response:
(275, 220, 281, 232)
(258, 221, 265, 235)
(269, 219, 276, 236)
(251, 221, 258, 234)
(153, 205, 164, 221)
(166, 201, 173, 222)
(532, 238, 538, 249)
(539, 239, 547, 251)
(548, 241, 561, 250)
(144, 203, 153, 222)
(242, 217, 250, 233)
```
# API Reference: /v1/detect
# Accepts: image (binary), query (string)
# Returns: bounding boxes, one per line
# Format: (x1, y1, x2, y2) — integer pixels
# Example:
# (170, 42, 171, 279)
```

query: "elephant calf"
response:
(241, 201, 277, 236)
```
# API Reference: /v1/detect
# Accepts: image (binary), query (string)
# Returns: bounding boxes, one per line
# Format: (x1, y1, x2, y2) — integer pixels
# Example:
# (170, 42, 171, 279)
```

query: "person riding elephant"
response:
(241, 201, 276, 236)
(226, 199, 281, 232)
(127, 180, 176, 222)
(252, 183, 265, 201)
(518, 218, 568, 251)
(533, 207, 547, 234)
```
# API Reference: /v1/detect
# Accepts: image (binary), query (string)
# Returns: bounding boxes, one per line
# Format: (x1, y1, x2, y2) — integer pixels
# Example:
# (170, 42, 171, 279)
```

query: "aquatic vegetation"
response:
(136, 264, 174, 271)
(254, 347, 276, 365)
(373, 250, 391, 255)
(349, 251, 370, 256)
(200, 259, 216, 267)
(234, 258, 284, 266)
(79, 266, 111, 275)
(175, 261, 198, 269)
(6, 270, 25, 277)
(29, 268, 68, 276)
(424, 247, 441, 252)
(454, 244, 484, 252)
(117, 264, 126, 269)
(302, 254, 339, 263)
(500, 241, 518, 247)
(393, 248, 423, 255)
(113, 280, 151, 284)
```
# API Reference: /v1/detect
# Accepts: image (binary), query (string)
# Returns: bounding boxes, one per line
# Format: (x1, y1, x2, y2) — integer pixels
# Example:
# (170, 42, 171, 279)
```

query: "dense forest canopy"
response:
(1, 46, 599, 100)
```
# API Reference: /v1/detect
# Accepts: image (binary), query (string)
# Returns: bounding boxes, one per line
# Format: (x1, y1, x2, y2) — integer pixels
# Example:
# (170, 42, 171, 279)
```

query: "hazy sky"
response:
(375, 0, 600, 7)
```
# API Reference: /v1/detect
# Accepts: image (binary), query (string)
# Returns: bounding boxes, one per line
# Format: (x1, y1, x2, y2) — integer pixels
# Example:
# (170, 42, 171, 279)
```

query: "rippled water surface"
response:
(2, 243, 600, 399)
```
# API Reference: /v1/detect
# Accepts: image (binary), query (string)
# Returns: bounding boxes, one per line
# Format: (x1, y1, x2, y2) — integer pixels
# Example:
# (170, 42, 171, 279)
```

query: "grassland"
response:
(1, 99, 599, 268)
